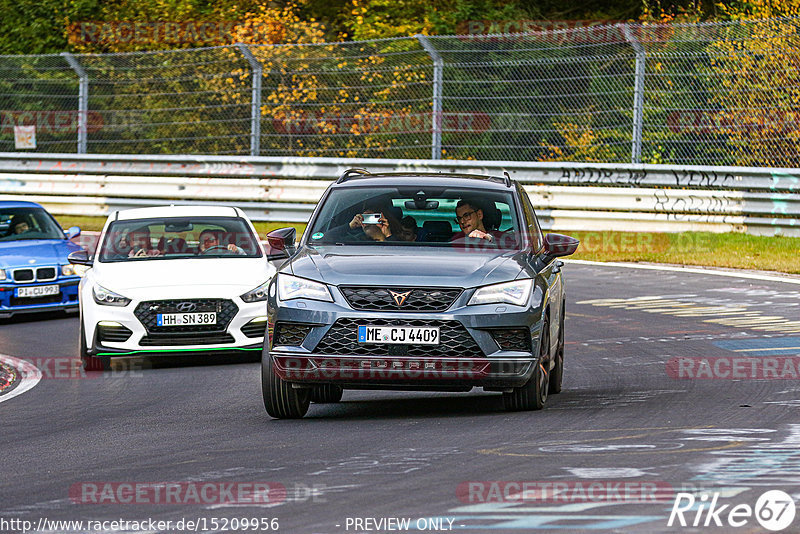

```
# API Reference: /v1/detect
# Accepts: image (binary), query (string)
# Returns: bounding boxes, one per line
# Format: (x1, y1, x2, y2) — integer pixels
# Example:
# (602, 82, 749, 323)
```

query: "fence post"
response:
(236, 44, 263, 157)
(416, 34, 443, 160)
(60, 52, 88, 154)
(619, 24, 645, 164)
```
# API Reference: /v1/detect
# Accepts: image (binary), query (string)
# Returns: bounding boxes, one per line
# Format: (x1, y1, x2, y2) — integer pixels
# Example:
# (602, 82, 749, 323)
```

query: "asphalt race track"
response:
(2, 262, 800, 534)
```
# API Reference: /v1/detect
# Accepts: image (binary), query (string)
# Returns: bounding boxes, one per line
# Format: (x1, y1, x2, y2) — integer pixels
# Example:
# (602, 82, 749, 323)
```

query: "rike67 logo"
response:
(668, 490, 796, 531)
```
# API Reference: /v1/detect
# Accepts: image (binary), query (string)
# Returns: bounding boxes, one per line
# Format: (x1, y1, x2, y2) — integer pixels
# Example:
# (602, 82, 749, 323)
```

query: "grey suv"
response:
(261, 170, 579, 418)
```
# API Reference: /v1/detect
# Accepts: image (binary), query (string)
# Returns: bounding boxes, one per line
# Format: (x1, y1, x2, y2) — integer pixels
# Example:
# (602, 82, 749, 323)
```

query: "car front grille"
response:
(313, 318, 483, 357)
(36, 267, 56, 281)
(139, 333, 236, 346)
(242, 319, 268, 338)
(272, 322, 312, 346)
(490, 328, 531, 351)
(12, 267, 57, 282)
(134, 299, 238, 334)
(12, 269, 33, 282)
(340, 286, 462, 312)
(9, 293, 62, 306)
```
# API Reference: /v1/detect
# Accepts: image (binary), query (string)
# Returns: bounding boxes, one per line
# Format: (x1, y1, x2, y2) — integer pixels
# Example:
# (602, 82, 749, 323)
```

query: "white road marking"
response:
(0, 354, 42, 404)
(566, 260, 800, 286)
(564, 467, 655, 478)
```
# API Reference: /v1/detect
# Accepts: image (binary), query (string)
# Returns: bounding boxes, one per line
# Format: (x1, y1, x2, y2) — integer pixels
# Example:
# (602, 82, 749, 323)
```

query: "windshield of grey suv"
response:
(98, 217, 262, 262)
(307, 187, 521, 248)
(0, 207, 65, 241)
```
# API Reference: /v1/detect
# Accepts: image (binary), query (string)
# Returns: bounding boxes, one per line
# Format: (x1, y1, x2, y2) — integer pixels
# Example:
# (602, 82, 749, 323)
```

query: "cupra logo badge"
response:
(388, 290, 412, 306)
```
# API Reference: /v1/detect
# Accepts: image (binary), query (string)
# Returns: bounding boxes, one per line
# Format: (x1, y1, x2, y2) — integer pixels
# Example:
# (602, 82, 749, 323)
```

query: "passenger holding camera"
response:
(348, 205, 402, 242)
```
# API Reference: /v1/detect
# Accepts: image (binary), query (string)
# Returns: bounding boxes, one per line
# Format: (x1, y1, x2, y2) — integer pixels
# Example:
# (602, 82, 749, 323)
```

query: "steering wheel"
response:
(199, 245, 230, 255)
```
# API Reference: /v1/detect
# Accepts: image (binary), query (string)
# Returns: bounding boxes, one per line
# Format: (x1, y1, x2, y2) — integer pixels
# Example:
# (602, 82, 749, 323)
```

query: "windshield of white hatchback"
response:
(98, 217, 262, 262)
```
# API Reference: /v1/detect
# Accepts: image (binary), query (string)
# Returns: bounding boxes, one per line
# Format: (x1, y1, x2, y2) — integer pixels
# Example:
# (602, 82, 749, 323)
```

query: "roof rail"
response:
(336, 168, 371, 183)
(333, 170, 514, 187)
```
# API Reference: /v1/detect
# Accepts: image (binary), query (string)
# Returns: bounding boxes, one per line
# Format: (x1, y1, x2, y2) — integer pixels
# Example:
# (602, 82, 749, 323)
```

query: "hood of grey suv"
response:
(288, 245, 525, 288)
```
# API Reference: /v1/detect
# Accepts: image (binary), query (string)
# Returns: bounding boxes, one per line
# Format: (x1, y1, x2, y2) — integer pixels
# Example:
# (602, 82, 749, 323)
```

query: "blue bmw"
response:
(0, 201, 83, 318)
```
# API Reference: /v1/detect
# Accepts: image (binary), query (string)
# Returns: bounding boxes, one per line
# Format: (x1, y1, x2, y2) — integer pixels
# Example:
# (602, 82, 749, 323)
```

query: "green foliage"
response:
(3, 0, 798, 166)
(0, 0, 724, 56)
(0, 0, 99, 54)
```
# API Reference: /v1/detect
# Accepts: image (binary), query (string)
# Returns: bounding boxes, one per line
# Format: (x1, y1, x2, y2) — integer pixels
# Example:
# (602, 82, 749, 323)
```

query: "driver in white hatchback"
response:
(196, 229, 243, 254)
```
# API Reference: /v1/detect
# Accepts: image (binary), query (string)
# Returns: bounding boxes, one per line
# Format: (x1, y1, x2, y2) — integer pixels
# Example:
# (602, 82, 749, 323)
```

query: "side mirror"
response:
(65, 226, 81, 240)
(266, 227, 297, 261)
(543, 233, 580, 259)
(68, 250, 93, 266)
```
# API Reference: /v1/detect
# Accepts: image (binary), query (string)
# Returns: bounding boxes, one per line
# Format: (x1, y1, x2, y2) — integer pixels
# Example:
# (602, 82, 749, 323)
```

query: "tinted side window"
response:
(518, 186, 544, 252)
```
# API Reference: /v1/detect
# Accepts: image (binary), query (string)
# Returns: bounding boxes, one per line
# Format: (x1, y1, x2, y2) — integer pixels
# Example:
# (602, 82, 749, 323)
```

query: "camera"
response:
(362, 213, 382, 225)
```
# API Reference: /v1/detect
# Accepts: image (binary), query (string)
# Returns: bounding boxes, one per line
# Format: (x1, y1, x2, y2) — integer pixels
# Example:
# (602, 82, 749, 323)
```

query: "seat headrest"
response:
(422, 220, 453, 233)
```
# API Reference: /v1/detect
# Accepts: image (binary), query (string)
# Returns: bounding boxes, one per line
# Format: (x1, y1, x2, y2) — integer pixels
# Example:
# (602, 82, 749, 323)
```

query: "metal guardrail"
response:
(0, 153, 798, 236)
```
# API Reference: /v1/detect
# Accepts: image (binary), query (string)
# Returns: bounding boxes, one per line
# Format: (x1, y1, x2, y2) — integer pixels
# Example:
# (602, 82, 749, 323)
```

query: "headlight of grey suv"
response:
(468, 279, 533, 307)
(277, 273, 333, 302)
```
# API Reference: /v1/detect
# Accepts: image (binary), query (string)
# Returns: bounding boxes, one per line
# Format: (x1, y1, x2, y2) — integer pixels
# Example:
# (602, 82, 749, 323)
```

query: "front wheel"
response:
(310, 384, 343, 403)
(261, 354, 310, 419)
(503, 319, 549, 411)
(549, 307, 565, 394)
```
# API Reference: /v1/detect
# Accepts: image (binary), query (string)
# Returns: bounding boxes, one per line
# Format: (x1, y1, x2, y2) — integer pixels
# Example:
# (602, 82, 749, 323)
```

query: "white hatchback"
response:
(69, 205, 276, 370)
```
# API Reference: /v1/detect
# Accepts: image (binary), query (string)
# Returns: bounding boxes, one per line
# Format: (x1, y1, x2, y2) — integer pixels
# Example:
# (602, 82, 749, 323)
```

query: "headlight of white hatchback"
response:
(277, 273, 332, 302)
(468, 279, 533, 307)
(241, 280, 271, 303)
(92, 284, 131, 307)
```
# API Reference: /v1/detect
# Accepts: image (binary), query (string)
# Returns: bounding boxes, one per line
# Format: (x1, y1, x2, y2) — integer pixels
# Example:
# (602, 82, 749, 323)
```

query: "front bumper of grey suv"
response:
(265, 284, 545, 390)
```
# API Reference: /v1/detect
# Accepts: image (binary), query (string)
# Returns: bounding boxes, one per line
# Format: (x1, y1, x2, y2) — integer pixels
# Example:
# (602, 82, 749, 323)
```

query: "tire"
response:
(549, 306, 565, 394)
(80, 323, 108, 372)
(310, 384, 343, 403)
(261, 354, 310, 419)
(503, 318, 549, 411)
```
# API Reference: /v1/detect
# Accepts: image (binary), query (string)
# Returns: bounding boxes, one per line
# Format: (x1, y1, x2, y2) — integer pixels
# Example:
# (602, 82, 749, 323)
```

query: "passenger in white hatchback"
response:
(127, 227, 162, 257)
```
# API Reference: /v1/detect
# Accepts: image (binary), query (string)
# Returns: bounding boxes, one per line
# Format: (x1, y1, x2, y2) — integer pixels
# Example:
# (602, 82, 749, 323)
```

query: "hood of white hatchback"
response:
(94, 258, 274, 297)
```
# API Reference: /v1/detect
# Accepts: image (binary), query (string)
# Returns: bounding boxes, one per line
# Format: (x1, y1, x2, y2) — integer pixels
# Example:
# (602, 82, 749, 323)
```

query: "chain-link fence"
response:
(2, 18, 800, 166)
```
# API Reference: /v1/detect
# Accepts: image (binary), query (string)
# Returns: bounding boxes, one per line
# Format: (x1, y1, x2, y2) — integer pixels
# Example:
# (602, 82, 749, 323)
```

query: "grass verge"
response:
(54, 215, 799, 275)
(567, 230, 800, 275)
